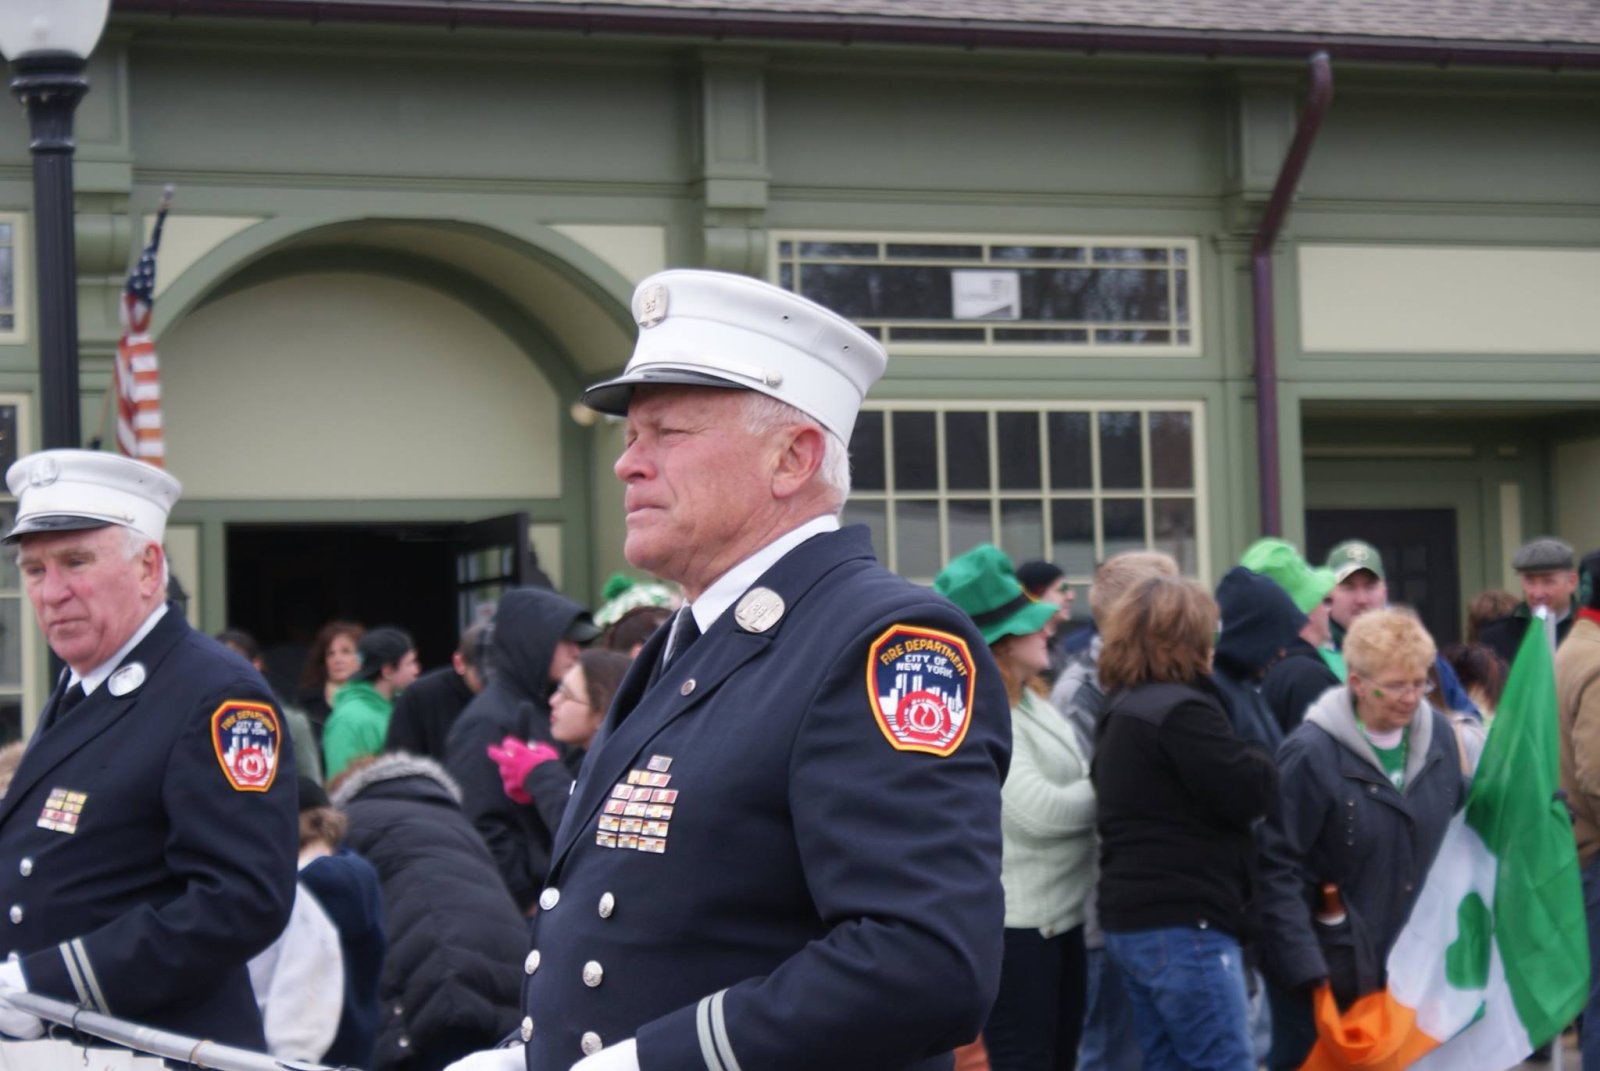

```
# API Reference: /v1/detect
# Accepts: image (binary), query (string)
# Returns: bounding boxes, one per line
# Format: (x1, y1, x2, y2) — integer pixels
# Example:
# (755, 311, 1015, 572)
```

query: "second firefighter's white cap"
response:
(4, 449, 181, 545)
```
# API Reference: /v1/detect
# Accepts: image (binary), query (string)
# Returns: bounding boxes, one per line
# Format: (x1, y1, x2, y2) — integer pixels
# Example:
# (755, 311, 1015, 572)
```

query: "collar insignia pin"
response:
(108, 663, 146, 697)
(734, 588, 785, 634)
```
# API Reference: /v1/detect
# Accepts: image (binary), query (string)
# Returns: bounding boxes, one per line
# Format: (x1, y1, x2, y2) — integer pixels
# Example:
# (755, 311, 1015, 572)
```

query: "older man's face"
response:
(615, 386, 781, 597)
(1521, 569, 1578, 616)
(18, 526, 162, 675)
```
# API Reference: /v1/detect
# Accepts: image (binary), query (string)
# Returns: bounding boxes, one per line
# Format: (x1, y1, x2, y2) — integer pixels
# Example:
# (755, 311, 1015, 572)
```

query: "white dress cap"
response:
(582, 269, 888, 442)
(4, 449, 182, 545)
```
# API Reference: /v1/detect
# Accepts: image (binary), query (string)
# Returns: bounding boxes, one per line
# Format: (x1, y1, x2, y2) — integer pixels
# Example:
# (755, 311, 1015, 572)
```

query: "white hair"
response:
(119, 526, 170, 589)
(740, 392, 852, 511)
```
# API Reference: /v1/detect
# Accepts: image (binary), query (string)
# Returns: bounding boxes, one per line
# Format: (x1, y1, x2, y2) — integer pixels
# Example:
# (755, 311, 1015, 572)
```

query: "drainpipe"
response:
(1252, 51, 1332, 537)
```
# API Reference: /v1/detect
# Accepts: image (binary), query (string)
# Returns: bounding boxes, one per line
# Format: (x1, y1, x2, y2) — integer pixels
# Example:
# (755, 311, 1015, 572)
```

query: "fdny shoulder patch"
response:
(866, 624, 976, 757)
(210, 700, 282, 792)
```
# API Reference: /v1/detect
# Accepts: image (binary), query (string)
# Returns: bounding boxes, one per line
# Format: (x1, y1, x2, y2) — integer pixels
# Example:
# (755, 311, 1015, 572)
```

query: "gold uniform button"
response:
(525, 950, 541, 975)
(539, 887, 561, 911)
(581, 1032, 603, 1056)
(17, 859, 32, 877)
(520, 1016, 534, 1042)
(582, 961, 604, 987)
(598, 892, 615, 918)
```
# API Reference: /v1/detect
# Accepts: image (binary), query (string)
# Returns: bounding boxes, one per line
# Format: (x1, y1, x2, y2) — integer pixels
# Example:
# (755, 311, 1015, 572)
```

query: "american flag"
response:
(114, 187, 172, 466)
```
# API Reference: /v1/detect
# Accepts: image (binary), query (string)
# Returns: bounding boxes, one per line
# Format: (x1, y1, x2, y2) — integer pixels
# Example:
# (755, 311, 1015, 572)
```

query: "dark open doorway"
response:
(227, 515, 544, 699)
(1305, 507, 1461, 645)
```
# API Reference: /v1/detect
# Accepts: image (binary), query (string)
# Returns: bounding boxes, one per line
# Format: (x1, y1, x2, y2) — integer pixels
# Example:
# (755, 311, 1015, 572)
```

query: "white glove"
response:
(443, 1044, 525, 1071)
(570, 1038, 639, 1071)
(0, 957, 43, 1040)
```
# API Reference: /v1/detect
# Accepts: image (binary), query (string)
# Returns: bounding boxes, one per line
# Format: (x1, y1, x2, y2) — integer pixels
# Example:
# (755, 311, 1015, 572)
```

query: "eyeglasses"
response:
(555, 683, 588, 706)
(1359, 676, 1434, 700)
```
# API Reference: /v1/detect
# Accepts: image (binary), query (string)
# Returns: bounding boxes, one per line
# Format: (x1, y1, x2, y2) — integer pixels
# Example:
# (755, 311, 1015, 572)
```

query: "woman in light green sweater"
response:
(935, 544, 1098, 1071)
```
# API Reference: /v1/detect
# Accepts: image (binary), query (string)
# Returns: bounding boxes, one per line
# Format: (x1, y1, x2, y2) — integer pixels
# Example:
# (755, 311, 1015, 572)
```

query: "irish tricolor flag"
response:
(1302, 616, 1589, 1071)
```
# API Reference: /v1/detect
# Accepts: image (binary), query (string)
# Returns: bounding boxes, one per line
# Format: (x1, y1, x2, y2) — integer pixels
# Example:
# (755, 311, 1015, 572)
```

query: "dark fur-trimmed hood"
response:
(330, 751, 462, 807)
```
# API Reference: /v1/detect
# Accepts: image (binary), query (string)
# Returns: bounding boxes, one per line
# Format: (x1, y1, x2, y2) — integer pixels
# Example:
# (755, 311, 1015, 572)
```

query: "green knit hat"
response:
(934, 543, 1058, 646)
(1239, 538, 1336, 613)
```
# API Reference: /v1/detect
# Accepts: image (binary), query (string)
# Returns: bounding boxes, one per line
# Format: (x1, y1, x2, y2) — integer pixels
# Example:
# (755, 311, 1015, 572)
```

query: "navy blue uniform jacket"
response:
(523, 526, 1011, 1071)
(0, 606, 298, 1048)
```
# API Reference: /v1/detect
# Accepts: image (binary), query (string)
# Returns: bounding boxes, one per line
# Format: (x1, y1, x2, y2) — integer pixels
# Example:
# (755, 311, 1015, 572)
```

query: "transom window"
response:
(774, 233, 1198, 355)
(844, 403, 1206, 588)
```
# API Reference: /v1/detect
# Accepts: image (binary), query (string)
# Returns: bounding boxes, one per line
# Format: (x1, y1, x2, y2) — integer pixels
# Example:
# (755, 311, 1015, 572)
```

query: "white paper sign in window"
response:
(951, 270, 1021, 321)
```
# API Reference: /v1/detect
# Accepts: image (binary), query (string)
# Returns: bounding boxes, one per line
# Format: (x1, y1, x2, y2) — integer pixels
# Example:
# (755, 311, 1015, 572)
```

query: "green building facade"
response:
(0, 1, 1596, 730)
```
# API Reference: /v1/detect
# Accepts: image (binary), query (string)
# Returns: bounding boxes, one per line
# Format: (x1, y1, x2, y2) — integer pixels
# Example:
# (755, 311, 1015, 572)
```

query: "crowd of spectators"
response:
(106, 530, 1586, 1071)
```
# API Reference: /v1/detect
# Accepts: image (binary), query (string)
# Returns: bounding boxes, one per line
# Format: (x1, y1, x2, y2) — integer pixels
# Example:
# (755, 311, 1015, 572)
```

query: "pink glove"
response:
(487, 736, 560, 805)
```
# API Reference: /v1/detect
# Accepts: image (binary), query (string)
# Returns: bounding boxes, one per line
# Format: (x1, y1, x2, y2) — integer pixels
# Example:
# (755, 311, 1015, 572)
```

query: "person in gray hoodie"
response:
(444, 587, 599, 914)
(1257, 608, 1480, 1070)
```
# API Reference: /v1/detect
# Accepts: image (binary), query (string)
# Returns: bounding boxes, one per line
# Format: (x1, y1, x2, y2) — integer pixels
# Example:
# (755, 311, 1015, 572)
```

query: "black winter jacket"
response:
(1093, 678, 1279, 938)
(1262, 639, 1341, 736)
(445, 587, 588, 910)
(385, 666, 475, 762)
(1212, 566, 1307, 750)
(334, 755, 528, 1071)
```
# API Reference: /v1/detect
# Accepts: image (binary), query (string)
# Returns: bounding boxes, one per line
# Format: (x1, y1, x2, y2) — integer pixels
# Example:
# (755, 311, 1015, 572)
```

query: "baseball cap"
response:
(1326, 540, 1385, 583)
(4, 449, 181, 545)
(581, 269, 888, 442)
(352, 627, 414, 682)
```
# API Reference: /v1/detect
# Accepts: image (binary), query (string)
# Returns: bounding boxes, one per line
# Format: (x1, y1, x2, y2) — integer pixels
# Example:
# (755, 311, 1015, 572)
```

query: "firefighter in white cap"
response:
(0, 449, 296, 1046)
(448, 269, 1011, 1071)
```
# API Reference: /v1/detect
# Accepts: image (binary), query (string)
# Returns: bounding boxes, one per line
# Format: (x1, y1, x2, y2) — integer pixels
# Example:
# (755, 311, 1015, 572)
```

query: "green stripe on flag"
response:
(1464, 616, 1588, 1047)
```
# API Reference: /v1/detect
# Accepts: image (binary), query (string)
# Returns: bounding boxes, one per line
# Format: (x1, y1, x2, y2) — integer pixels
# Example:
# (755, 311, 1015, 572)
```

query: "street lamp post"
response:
(0, 0, 112, 450)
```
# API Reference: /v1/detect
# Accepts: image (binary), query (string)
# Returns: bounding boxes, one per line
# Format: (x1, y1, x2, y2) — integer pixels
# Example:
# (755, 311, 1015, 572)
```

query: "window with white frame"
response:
(844, 403, 1206, 588)
(0, 217, 20, 338)
(0, 397, 28, 742)
(774, 234, 1198, 355)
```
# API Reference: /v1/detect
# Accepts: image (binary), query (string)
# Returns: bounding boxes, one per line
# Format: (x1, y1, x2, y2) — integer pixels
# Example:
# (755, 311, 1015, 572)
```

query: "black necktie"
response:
(665, 611, 701, 667)
(46, 683, 86, 732)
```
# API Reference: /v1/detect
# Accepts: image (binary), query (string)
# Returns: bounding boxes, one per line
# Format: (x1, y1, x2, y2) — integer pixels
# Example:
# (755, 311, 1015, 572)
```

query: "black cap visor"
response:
(566, 615, 602, 644)
(581, 368, 747, 417)
(2, 514, 115, 546)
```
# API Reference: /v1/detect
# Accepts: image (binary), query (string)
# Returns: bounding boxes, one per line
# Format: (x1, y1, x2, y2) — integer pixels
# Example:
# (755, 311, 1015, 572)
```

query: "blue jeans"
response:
(1103, 926, 1254, 1071)
(1583, 855, 1600, 1071)
(1079, 946, 1142, 1071)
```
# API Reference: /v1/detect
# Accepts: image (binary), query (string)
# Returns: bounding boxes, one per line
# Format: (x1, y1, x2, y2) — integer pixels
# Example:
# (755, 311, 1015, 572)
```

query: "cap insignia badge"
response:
(1350, 547, 1369, 562)
(734, 588, 785, 633)
(107, 663, 146, 697)
(635, 284, 669, 328)
(27, 457, 59, 488)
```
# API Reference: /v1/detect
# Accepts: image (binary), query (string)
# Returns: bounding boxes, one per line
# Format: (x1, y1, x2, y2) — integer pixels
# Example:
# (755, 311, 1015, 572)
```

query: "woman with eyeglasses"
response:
(487, 649, 634, 838)
(1257, 607, 1482, 1071)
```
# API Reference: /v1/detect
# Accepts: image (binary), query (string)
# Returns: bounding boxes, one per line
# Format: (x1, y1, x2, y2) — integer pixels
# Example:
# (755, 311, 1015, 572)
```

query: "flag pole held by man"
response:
(1301, 606, 1588, 1070)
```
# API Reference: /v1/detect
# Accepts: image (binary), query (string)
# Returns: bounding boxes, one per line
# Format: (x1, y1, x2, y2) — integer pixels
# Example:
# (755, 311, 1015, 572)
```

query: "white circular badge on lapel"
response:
(107, 663, 146, 697)
(734, 588, 785, 634)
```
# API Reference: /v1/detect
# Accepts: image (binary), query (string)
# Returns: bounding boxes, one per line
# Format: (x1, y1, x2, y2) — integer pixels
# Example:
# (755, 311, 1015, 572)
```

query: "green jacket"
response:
(323, 680, 394, 780)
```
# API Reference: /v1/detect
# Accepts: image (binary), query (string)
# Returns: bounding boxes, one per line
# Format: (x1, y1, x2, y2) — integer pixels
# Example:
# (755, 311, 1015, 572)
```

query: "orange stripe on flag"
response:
(1300, 984, 1442, 1071)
